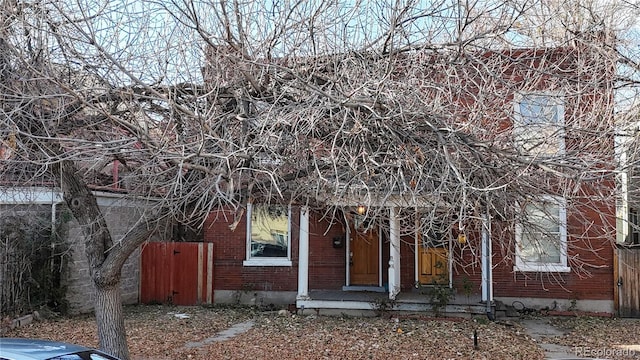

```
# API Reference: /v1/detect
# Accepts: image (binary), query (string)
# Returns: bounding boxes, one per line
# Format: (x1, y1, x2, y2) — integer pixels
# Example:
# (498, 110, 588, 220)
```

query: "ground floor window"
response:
(515, 196, 569, 272)
(243, 203, 292, 267)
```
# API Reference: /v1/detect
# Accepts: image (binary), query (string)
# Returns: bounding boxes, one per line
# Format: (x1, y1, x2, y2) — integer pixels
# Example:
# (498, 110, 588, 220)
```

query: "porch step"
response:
(342, 285, 386, 293)
(298, 290, 514, 318)
(298, 298, 488, 317)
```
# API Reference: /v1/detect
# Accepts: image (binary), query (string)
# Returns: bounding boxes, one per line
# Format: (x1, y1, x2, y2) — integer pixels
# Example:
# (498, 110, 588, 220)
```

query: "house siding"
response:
(308, 213, 347, 290)
(447, 192, 615, 309)
(205, 201, 615, 309)
(205, 208, 299, 296)
(201, 46, 616, 314)
(399, 236, 416, 291)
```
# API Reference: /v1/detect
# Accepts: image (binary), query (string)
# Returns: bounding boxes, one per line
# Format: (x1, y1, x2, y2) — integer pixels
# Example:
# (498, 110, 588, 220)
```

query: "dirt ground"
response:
(8, 304, 623, 360)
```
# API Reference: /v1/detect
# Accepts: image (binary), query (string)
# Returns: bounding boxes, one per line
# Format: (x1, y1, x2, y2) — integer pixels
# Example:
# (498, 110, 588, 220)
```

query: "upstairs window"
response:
(515, 197, 569, 272)
(243, 203, 292, 267)
(513, 93, 564, 156)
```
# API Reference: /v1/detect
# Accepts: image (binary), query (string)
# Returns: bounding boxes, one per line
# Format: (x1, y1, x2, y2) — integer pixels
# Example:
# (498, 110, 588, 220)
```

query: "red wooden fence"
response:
(617, 246, 640, 317)
(140, 242, 214, 305)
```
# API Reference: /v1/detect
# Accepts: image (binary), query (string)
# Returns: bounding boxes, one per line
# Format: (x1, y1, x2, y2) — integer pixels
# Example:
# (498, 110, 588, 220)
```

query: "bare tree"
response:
(0, 0, 639, 358)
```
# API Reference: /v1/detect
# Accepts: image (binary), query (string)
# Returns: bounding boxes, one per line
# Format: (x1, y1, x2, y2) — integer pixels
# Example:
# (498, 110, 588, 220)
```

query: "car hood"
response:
(0, 338, 89, 360)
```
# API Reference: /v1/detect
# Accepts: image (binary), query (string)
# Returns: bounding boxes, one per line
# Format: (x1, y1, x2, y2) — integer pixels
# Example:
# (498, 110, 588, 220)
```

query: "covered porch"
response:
(296, 206, 495, 316)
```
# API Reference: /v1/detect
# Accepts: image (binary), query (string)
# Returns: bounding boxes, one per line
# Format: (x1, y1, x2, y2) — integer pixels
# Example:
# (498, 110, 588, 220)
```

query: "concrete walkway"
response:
(183, 320, 255, 349)
(519, 319, 609, 360)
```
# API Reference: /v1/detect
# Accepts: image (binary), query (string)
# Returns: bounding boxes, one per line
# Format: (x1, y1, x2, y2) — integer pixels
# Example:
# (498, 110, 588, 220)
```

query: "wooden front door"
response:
(349, 226, 379, 286)
(418, 247, 448, 285)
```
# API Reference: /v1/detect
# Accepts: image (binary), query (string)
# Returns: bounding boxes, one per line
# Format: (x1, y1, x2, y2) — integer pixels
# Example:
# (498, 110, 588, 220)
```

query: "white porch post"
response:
(414, 212, 419, 287)
(481, 213, 493, 304)
(297, 206, 310, 300)
(388, 207, 401, 300)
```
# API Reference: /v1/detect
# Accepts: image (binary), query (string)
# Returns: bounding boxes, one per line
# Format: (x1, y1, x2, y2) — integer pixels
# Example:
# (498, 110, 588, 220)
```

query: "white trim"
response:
(514, 263, 571, 273)
(297, 206, 310, 300)
(0, 187, 63, 204)
(388, 207, 401, 300)
(481, 213, 493, 302)
(617, 168, 629, 244)
(514, 196, 569, 273)
(243, 259, 293, 267)
(0, 187, 161, 205)
(414, 214, 419, 286)
(378, 228, 383, 287)
(616, 127, 631, 244)
(448, 229, 453, 288)
(245, 203, 252, 261)
(320, 193, 439, 208)
(243, 202, 292, 267)
(345, 225, 351, 286)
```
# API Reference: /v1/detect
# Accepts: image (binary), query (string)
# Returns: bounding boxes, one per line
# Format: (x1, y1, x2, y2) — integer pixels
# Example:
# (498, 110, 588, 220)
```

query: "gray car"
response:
(0, 338, 120, 360)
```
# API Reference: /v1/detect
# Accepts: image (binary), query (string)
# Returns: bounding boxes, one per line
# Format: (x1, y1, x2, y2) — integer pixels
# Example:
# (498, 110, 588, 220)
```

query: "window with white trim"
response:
(515, 197, 569, 272)
(513, 93, 564, 156)
(243, 203, 292, 267)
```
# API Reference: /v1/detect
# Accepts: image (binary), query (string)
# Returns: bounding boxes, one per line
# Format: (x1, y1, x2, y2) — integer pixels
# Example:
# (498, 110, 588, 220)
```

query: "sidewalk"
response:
(519, 318, 610, 360)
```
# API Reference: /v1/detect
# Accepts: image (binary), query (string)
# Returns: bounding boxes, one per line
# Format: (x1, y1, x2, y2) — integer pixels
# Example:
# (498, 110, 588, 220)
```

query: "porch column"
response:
(297, 206, 310, 300)
(388, 207, 401, 300)
(414, 212, 419, 287)
(481, 213, 493, 304)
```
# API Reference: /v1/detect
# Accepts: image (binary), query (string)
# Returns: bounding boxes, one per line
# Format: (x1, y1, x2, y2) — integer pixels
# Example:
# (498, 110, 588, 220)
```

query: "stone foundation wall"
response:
(65, 194, 168, 314)
(0, 189, 168, 315)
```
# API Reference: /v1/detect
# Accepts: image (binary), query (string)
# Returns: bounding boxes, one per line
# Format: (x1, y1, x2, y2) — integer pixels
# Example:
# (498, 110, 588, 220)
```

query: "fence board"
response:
(618, 247, 640, 318)
(140, 242, 213, 305)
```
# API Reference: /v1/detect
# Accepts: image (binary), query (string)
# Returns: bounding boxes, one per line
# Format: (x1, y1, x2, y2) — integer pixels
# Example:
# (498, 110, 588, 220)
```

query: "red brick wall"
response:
(204, 208, 419, 292)
(449, 197, 615, 301)
(205, 199, 615, 302)
(308, 213, 347, 289)
(204, 207, 298, 292)
(205, 208, 354, 292)
(399, 235, 416, 291)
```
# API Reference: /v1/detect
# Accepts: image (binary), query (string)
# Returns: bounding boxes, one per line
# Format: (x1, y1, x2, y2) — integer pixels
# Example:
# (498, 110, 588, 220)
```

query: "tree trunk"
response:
(52, 160, 136, 359)
(94, 281, 130, 360)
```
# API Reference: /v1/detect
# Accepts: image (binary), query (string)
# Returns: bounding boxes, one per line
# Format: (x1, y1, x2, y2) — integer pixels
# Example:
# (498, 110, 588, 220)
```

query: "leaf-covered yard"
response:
(544, 316, 640, 359)
(5, 305, 545, 360)
(12, 305, 640, 359)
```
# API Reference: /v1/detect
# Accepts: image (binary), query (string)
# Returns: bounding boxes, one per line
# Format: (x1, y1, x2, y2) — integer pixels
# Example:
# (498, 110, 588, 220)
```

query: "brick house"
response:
(196, 42, 619, 315)
(201, 43, 618, 315)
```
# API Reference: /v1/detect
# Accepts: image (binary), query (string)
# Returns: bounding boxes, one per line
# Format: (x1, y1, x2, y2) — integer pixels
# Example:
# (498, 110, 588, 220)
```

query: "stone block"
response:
(12, 314, 33, 328)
